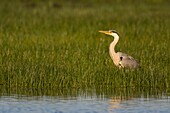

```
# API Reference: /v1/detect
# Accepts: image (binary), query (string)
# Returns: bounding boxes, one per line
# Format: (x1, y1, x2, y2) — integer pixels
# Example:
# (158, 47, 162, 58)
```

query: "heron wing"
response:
(117, 52, 139, 69)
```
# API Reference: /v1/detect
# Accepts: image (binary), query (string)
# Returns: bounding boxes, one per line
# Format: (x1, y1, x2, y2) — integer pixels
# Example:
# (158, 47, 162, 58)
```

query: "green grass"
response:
(0, 0, 170, 93)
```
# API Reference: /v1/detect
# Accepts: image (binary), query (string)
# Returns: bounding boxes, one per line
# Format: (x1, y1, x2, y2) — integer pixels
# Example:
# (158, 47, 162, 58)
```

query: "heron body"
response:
(99, 30, 139, 69)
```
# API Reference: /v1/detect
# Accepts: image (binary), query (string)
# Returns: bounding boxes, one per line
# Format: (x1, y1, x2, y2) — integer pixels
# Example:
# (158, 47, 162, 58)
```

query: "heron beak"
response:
(99, 30, 111, 35)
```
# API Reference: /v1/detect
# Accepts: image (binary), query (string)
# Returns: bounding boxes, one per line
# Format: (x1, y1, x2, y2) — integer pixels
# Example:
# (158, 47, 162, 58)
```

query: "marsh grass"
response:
(0, 0, 169, 93)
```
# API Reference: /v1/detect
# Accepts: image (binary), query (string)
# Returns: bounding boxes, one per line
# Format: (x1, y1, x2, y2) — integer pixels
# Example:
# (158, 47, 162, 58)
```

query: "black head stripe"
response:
(109, 30, 119, 35)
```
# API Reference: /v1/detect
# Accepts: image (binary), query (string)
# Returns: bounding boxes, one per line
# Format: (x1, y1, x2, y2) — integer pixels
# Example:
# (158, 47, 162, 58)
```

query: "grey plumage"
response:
(117, 52, 139, 69)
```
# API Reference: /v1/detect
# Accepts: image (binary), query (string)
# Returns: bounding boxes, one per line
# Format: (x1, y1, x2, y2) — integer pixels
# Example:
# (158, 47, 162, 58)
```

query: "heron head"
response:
(99, 30, 119, 37)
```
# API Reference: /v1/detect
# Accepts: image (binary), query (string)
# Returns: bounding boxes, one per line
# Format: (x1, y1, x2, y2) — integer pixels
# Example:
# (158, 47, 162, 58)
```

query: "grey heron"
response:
(99, 30, 139, 69)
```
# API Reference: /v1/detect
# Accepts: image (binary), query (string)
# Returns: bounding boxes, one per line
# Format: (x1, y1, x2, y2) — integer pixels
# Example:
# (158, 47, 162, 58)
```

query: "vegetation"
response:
(0, 0, 169, 95)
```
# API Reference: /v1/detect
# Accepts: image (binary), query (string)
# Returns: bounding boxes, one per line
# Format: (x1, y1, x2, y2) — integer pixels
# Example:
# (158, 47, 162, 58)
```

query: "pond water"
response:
(0, 88, 170, 113)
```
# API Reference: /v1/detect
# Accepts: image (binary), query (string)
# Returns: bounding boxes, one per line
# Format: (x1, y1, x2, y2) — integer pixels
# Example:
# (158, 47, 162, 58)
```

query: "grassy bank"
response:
(0, 1, 169, 91)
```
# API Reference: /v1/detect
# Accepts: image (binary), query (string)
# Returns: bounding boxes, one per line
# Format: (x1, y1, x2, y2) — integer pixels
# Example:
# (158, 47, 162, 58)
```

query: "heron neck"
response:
(109, 34, 119, 55)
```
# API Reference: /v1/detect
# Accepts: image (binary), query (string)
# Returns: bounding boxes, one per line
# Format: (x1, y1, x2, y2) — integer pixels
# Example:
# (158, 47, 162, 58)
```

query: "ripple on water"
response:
(0, 96, 170, 113)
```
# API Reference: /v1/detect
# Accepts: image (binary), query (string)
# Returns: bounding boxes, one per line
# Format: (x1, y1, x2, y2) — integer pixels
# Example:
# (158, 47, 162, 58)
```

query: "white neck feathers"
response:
(109, 33, 119, 66)
(109, 33, 119, 54)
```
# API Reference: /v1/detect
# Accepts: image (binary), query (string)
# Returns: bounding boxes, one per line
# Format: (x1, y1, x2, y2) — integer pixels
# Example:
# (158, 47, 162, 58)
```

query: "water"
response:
(0, 88, 170, 113)
(1, 95, 170, 113)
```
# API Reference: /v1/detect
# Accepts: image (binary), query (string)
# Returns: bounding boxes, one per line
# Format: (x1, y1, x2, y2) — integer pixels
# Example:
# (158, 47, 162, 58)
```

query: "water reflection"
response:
(0, 86, 170, 113)
(1, 86, 169, 98)
(109, 97, 123, 110)
(0, 95, 170, 113)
